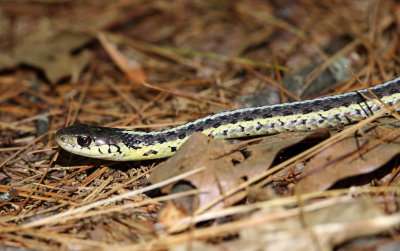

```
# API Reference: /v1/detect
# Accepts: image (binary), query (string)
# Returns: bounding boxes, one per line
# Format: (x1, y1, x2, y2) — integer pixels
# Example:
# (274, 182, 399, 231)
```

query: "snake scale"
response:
(56, 77, 400, 161)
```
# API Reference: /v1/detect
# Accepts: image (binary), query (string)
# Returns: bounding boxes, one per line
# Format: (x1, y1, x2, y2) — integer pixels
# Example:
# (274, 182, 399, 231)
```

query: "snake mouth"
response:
(55, 134, 81, 154)
(55, 137, 113, 159)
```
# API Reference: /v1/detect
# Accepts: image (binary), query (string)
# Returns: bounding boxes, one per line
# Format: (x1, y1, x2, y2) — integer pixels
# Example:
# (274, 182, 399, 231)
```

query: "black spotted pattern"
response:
(143, 150, 158, 156)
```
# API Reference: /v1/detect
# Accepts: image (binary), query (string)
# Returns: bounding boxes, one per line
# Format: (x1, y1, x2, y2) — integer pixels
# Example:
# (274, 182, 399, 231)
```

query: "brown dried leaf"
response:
(234, 198, 388, 251)
(296, 127, 400, 193)
(169, 198, 393, 251)
(149, 133, 240, 211)
(234, 129, 331, 182)
(149, 130, 331, 211)
(0, 19, 93, 83)
(0, 4, 144, 83)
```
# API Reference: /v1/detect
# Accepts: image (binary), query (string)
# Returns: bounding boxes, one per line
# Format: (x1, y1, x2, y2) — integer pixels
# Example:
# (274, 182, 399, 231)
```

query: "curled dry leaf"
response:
(296, 125, 400, 194)
(149, 130, 331, 213)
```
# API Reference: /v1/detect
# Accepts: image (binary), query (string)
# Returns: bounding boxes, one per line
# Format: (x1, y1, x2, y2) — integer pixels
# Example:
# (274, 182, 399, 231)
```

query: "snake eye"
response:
(77, 136, 92, 147)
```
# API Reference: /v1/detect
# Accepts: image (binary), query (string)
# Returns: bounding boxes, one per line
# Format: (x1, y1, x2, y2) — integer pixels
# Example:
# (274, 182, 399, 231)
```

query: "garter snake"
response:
(56, 77, 400, 161)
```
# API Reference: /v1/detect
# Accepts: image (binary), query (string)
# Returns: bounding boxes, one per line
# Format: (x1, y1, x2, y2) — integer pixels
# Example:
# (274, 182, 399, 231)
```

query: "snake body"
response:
(55, 77, 400, 161)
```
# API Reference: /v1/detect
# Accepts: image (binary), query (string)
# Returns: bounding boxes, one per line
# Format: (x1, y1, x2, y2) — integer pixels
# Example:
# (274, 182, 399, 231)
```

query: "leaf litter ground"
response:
(0, 1, 400, 250)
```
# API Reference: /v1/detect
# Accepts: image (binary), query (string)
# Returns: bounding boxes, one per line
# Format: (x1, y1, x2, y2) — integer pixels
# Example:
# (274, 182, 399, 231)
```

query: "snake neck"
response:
(122, 77, 399, 145)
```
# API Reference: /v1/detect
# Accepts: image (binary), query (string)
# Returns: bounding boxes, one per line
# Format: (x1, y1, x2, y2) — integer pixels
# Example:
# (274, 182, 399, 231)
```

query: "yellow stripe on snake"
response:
(56, 77, 400, 161)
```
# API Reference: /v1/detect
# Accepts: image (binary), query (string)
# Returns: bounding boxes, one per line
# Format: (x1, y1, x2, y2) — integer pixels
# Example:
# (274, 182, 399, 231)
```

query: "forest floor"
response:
(0, 1, 400, 250)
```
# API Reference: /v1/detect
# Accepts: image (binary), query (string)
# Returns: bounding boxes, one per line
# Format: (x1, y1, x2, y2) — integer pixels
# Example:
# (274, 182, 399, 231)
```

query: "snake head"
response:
(55, 124, 129, 160)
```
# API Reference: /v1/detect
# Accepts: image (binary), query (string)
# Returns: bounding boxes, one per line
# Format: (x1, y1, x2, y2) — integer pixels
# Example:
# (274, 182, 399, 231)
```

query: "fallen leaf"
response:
(235, 198, 389, 251)
(149, 133, 241, 211)
(169, 197, 395, 251)
(0, 4, 147, 83)
(234, 129, 331, 183)
(0, 19, 93, 83)
(149, 130, 331, 212)
(296, 126, 400, 193)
